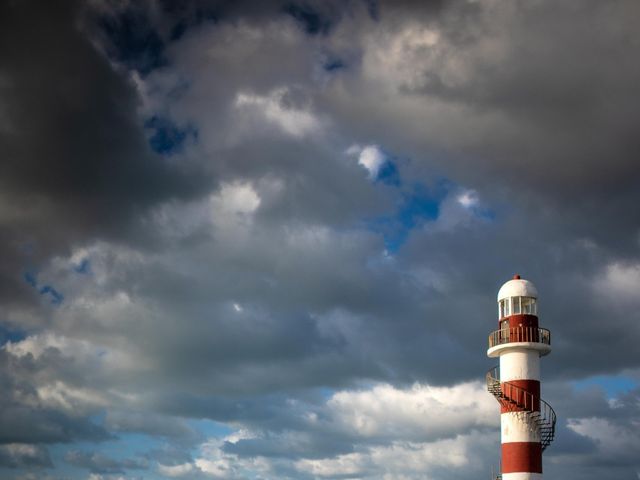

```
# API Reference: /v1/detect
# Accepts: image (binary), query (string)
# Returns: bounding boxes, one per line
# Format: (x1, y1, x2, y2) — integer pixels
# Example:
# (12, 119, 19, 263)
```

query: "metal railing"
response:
(488, 326, 550, 348)
(486, 366, 556, 451)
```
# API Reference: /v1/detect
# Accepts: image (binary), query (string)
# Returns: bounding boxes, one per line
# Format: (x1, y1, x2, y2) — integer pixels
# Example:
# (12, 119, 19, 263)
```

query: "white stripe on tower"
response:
(502, 474, 543, 480)
(500, 350, 540, 382)
(500, 349, 542, 476)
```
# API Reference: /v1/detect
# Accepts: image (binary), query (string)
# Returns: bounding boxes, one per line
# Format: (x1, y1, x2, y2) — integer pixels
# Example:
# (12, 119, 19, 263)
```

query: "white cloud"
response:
(193, 431, 269, 479)
(208, 182, 262, 243)
(327, 381, 497, 440)
(4, 332, 96, 361)
(87, 475, 129, 480)
(235, 88, 322, 138)
(295, 431, 491, 479)
(594, 262, 640, 303)
(568, 417, 640, 455)
(222, 428, 256, 445)
(296, 451, 365, 477)
(211, 181, 261, 216)
(35, 381, 110, 414)
(3, 333, 140, 413)
(148, 181, 262, 240)
(457, 190, 478, 208)
(157, 462, 195, 477)
(184, 382, 499, 479)
(347, 144, 387, 179)
(194, 458, 233, 478)
(362, 24, 442, 91)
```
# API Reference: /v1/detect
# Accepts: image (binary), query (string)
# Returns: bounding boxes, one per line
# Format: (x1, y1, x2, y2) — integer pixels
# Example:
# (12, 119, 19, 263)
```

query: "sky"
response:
(1, 0, 640, 479)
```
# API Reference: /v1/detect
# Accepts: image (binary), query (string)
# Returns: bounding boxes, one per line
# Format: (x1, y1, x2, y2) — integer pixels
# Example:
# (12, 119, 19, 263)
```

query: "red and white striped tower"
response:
(486, 275, 556, 480)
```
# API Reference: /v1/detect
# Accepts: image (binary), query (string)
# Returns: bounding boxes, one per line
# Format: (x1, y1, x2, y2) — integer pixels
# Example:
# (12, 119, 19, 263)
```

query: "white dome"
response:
(497, 276, 538, 302)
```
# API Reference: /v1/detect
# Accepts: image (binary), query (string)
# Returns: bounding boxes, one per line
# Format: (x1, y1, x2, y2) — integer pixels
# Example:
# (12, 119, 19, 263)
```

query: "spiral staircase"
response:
(486, 365, 556, 451)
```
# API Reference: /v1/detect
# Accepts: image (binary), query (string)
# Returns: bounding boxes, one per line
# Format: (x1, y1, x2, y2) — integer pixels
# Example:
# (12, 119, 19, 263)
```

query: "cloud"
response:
(594, 261, 640, 305)
(456, 190, 478, 209)
(1, 1, 640, 479)
(0, 0, 210, 314)
(347, 144, 387, 179)
(294, 432, 488, 479)
(0, 444, 52, 469)
(0, 343, 112, 446)
(326, 381, 496, 440)
(157, 462, 195, 477)
(104, 410, 202, 445)
(235, 88, 324, 138)
(64, 450, 147, 474)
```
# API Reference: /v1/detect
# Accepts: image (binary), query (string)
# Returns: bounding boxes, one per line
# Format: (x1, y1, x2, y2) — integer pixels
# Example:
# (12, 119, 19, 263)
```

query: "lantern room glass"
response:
(499, 296, 537, 318)
(521, 296, 536, 314)
(512, 297, 521, 314)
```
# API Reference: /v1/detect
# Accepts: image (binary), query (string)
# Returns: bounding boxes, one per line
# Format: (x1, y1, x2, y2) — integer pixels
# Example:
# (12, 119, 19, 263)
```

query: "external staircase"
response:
(486, 365, 556, 451)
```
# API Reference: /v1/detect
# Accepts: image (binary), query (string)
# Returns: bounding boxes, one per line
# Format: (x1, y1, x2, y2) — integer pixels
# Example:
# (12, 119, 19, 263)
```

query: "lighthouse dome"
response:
(497, 275, 538, 302)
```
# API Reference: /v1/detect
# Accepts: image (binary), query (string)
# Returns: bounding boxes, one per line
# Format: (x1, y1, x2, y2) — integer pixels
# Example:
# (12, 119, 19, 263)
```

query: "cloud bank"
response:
(1, 0, 639, 478)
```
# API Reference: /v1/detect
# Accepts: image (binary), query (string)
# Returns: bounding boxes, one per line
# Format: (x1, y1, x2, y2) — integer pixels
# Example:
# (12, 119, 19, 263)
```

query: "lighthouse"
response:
(486, 275, 556, 480)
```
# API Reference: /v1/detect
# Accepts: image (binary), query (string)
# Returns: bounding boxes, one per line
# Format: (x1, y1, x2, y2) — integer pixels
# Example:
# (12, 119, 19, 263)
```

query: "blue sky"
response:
(1, 1, 640, 479)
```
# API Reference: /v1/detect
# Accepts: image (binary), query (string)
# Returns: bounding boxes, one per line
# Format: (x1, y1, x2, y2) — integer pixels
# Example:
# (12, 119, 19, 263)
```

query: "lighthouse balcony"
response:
(487, 327, 551, 357)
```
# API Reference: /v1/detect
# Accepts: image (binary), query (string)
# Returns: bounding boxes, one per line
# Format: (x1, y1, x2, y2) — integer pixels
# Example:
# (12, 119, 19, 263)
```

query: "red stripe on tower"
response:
(502, 443, 543, 473)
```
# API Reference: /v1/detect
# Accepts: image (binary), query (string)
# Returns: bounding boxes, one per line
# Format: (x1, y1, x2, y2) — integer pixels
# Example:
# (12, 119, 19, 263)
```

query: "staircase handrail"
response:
(486, 366, 556, 451)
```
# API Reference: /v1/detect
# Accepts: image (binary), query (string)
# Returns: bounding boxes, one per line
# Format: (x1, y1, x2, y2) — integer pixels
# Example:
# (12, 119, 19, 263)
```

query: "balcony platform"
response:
(487, 341, 551, 358)
(487, 327, 551, 358)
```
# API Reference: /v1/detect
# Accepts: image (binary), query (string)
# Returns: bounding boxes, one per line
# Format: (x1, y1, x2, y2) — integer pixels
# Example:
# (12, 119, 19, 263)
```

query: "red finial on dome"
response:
(513, 274, 521, 279)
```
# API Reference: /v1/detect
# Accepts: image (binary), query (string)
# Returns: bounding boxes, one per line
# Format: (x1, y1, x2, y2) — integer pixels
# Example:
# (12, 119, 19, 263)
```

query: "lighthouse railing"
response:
(488, 327, 550, 348)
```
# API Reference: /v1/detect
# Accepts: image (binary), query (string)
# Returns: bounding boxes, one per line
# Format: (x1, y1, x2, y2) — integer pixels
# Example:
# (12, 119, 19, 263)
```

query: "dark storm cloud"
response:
(4, 0, 634, 393)
(329, 0, 640, 252)
(93, 2, 168, 75)
(0, 0, 207, 222)
(0, 0, 209, 308)
(0, 406, 108, 445)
